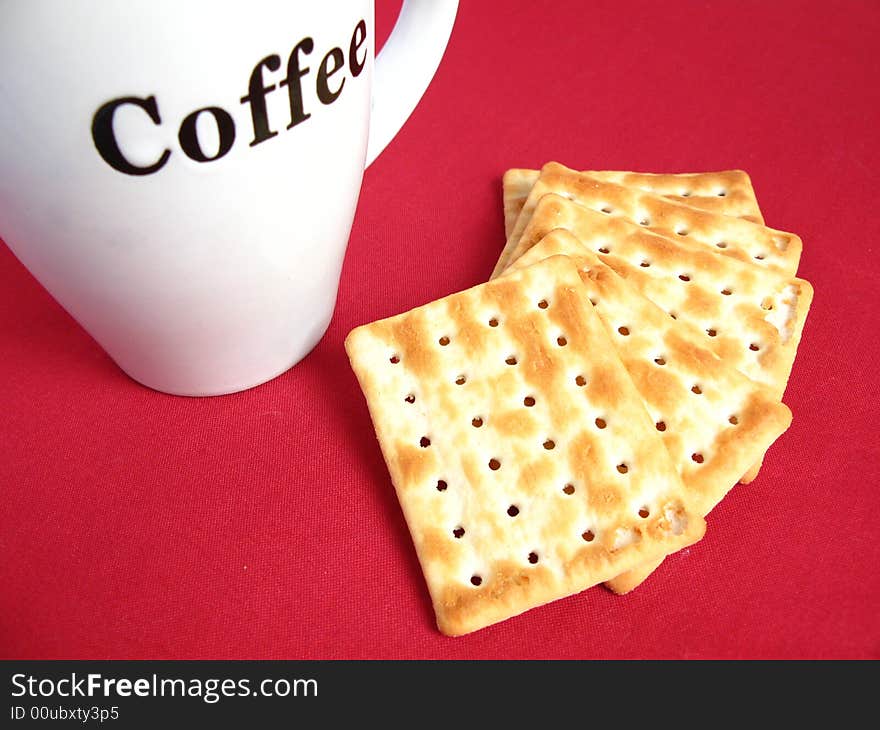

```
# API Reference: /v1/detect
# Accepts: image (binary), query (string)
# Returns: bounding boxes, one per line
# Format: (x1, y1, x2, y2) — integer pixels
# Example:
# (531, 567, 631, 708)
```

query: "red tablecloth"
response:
(2, 0, 878, 660)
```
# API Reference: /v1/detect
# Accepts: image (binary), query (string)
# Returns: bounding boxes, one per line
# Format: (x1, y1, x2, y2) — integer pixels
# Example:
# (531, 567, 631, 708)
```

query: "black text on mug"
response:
(91, 20, 367, 175)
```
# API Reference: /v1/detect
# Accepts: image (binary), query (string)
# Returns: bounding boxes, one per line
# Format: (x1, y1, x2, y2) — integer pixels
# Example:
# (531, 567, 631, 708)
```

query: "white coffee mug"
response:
(0, 0, 457, 395)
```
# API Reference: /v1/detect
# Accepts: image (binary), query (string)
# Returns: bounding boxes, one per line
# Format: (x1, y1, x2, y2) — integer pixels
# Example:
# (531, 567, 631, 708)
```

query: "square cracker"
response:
(507, 195, 813, 483)
(345, 256, 705, 635)
(493, 162, 801, 279)
(503, 167, 764, 238)
(507, 195, 813, 402)
(507, 230, 792, 592)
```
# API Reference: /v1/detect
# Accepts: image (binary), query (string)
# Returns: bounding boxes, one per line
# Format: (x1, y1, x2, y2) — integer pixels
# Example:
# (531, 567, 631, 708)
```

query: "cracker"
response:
(503, 167, 764, 238)
(507, 230, 792, 591)
(507, 195, 813, 482)
(508, 194, 813, 399)
(494, 162, 800, 279)
(345, 256, 705, 635)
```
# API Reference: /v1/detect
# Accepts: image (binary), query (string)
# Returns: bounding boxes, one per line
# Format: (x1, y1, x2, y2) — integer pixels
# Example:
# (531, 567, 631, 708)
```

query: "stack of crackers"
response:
(346, 162, 812, 636)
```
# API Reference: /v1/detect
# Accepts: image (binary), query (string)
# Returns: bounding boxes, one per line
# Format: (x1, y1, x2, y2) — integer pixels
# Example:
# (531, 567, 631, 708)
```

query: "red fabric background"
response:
(2, 0, 878, 659)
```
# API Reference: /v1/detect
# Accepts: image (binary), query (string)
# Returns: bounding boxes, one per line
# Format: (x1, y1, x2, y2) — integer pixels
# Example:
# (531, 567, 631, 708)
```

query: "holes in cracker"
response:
(600, 205, 613, 214)
(638, 507, 650, 518)
(436, 479, 448, 492)
(523, 395, 536, 407)
(617, 326, 630, 336)
(405, 394, 415, 403)
(488, 317, 499, 328)
(563, 483, 576, 495)
(543, 439, 556, 450)
(676, 228, 689, 237)
(595, 417, 607, 429)
(470, 575, 483, 587)
(654, 356, 666, 366)
(717, 189, 727, 197)
(749, 343, 761, 352)
(438, 335, 450, 346)
(656, 420, 666, 432)
(389, 354, 400, 364)
(589, 298, 598, 306)
(488, 458, 501, 471)
(760, 297, 775, 311)
(528, 552, 539, 565)
(678, 273, 691, 282)
(453, 526, 465, 539)
(538, 299, 549, 310)
(691, 385, 703, 395)
(754, 253, 766, 261)
(598, 246, 610, 255)
(419, 436, 431, 448)
(728, 415, 739, 426)
(471, 416, 484, 428)
(581, 529, 595, 542)
(507, 504, 520, 517)
(681, 190, 692, 197)
(556, 335, 568, 347)
(721, 288, 733, 296)
(716, 240, 728, 249)
(707, 328, 718, 337)
(575, 375, 587, 387)
(669, 312, 677, 320)
(639, 217, 651, 226)
(505, 355, 518, 366)
(691, 452, 704, 464)
(455, 374, 467, 385)
(616, 463, 629, 474)
(640, 260, 651, 268)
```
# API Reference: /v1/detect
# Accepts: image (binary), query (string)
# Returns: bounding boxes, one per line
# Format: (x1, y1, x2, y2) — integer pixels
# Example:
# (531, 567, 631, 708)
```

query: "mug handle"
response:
(365, 0, 459, 167)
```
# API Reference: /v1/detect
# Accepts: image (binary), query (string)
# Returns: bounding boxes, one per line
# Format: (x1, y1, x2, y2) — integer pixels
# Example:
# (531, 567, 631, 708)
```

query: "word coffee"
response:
(91, 20, 368, 175)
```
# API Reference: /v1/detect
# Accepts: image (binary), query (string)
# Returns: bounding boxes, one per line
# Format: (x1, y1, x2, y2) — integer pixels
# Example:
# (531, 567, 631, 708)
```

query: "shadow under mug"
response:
(0, 0, 458, 395)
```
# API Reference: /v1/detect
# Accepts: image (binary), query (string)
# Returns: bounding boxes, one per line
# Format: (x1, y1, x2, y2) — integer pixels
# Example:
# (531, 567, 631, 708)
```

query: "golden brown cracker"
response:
(508, 230, 793, 591)
(345, 256, 705, 634)
(503, 167, 763, 238)
(495, 162, 798, 279)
